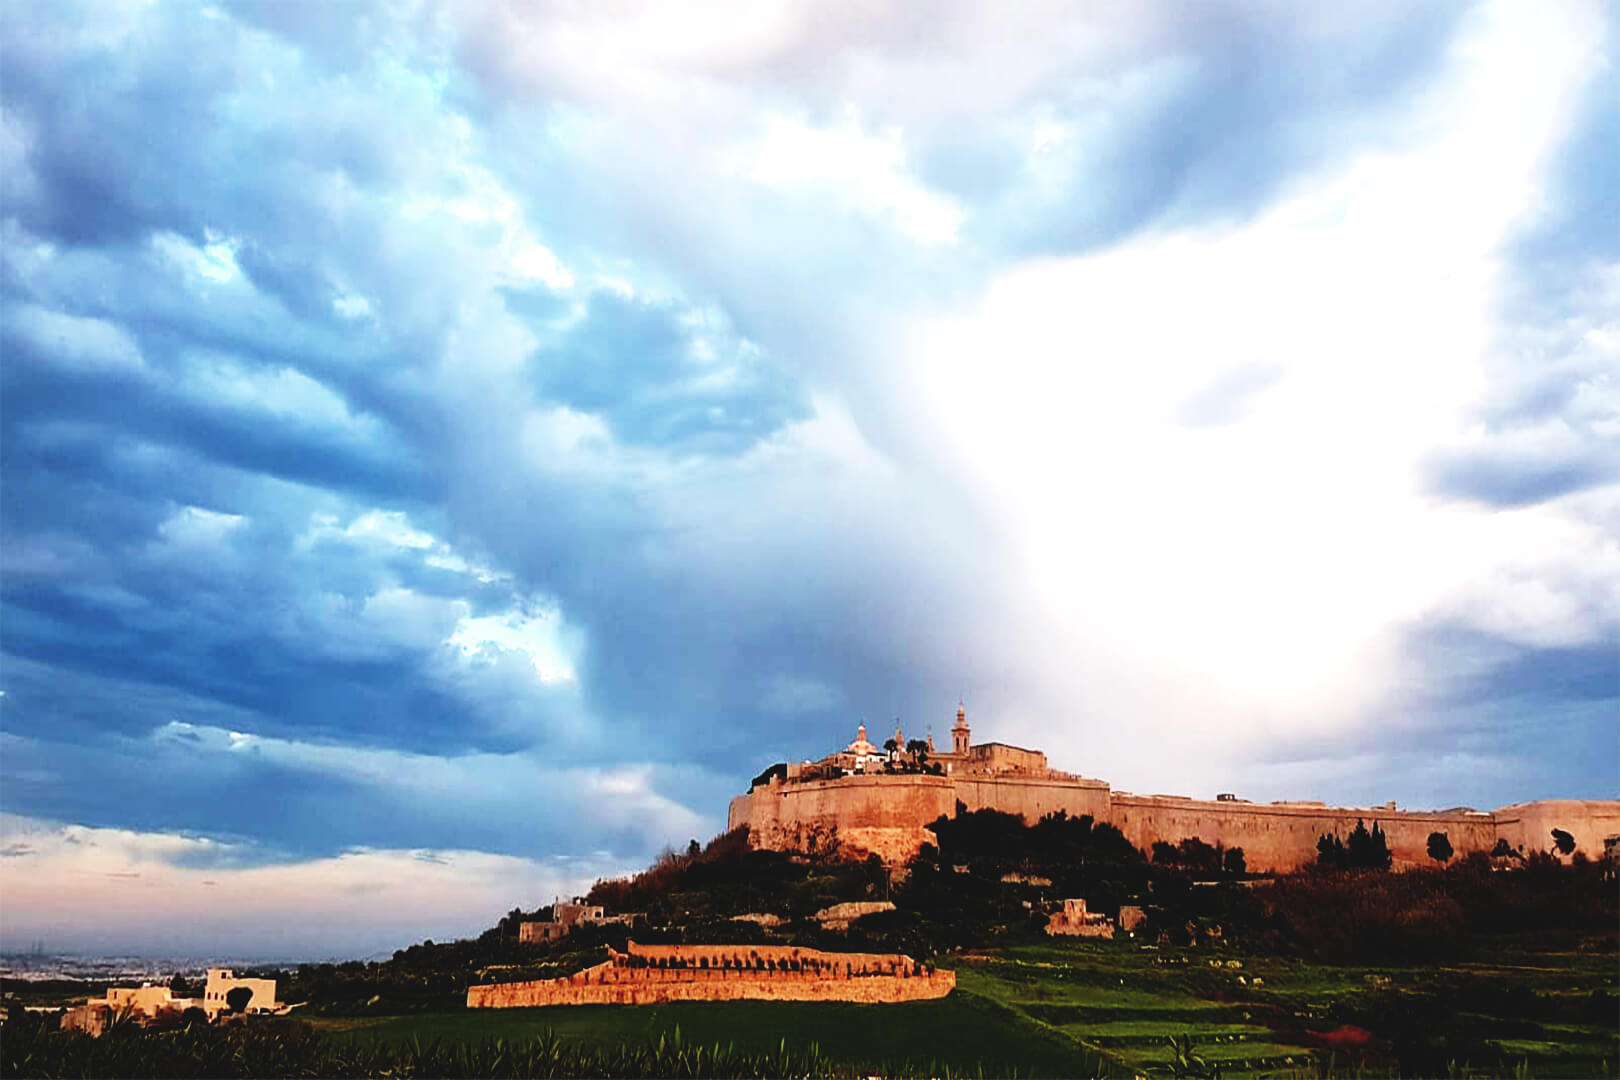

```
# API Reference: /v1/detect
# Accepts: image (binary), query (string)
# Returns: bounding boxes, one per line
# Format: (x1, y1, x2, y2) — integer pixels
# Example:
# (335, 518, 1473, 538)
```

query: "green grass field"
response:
(316, 994, 1106, 1078)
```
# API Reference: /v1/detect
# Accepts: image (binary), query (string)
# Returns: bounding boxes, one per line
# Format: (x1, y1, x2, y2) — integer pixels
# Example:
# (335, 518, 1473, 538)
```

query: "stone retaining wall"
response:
(467, 942, 953, 1008)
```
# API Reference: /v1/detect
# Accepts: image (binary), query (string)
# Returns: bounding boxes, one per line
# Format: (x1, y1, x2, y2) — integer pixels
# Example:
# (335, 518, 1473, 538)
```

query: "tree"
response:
(687, 838, 701, 859)
(1320, 821, 1391, 870)
(1426, 831, 1453, 863)
(225, 986, 253, 1014)
(882, 738, 898, 754)
(1551, 828, 1576, 856)
(1223, 847, 1246, 876)
(1346, 819, 1393, 870)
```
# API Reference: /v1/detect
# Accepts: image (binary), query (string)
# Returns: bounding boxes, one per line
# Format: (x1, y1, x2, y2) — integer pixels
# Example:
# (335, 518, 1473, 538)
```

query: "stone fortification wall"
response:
(732, 762, 1618, 872)
(730, 774, 954, 861)
(1491, 800, 1620, 862)
(953, 775, 1111, 824)
(467, 943, 953, 1008)
(1109, 795, 1499, 873)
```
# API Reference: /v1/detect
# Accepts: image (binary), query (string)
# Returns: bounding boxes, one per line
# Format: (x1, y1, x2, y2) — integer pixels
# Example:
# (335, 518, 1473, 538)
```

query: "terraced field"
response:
(955, 944, 1319, 1077)
(954, 939, 1619, 1078)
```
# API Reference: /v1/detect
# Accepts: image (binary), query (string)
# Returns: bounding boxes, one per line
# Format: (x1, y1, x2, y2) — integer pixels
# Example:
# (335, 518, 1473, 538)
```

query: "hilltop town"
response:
(729, 705, 1620, 870)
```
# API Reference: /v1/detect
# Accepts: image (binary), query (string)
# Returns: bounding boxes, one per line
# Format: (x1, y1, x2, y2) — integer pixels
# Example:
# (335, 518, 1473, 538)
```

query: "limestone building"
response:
(201, 968, 280, 1016)
(60, 969, 282, 1035)
(519, 898, 633, 943)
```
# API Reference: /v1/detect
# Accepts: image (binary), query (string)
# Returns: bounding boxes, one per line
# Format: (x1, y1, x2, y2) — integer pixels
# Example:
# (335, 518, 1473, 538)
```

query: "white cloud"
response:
(298, 509, 508, 582)
(891, 0, 1616, 776)
(155, 505, 246, 551)
(738, 111, 964, 246)
(447, 604, 580, 685)
(152, 229, 243, 285)
(177, 350, 366, 431)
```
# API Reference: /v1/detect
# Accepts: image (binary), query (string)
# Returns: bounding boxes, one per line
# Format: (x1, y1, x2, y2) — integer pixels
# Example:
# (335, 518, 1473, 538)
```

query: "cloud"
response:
(1, 0, 1615, 954)
(0, 814, 628, 957)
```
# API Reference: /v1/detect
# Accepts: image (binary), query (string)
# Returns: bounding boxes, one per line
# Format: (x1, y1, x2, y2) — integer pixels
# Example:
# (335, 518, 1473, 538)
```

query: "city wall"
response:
(467, 942, 953, 1008)
(1491, 800, 1620, 862)
(729, 773, 954, 863)
(954, 775, 1110, 823)
(729, 772, 1618, 871)
(1109, 795, 1499, 872)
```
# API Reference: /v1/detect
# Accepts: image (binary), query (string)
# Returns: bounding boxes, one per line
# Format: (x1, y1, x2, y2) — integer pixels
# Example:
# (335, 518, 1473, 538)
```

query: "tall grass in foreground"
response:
(1, 1015, 1079, 1079)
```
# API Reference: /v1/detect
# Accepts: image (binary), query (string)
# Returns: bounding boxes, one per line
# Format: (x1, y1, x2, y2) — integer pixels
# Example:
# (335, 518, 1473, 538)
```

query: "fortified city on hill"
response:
(728, 704, 1620, 871)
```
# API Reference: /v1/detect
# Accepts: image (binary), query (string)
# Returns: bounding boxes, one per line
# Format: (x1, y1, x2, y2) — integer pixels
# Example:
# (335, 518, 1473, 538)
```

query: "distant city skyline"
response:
(1, 0, 1616, 954)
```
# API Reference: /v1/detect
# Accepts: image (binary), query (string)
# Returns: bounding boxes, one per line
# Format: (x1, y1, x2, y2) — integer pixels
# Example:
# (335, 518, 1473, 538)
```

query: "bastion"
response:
(466, 941, 954, 1007)
(728, 707, 1620, 871)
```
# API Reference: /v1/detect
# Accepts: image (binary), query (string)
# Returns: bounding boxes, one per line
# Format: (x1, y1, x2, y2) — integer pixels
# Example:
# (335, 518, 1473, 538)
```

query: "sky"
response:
(1, 0, 1615, 957)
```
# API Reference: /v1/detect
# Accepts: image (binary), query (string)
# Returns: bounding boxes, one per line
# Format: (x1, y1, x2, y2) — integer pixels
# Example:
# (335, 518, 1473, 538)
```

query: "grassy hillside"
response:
(318, 995, 1107, 1078)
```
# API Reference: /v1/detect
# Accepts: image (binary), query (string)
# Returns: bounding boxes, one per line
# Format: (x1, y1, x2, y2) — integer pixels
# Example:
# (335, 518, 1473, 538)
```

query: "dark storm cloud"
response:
(1421, 57, 1620, 510)
(1424, 449, 1614, 508)
(533, 290, 809, 453)
(1505, 72, 1620, 313)
(1, 0, 1612, 891)
(1397, 625, 1619, 796)
(931, 4, 1472, 254)
(1239, 622, 1618, 810)
(0, 343, 425, 503)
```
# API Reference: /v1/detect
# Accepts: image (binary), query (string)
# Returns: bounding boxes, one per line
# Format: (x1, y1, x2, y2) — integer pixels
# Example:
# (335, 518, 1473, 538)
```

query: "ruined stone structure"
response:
(61, 985, 205, 1035)
(729, 706, 1620, 872)
(1046, 898, 1114, 938)
(811, 901, 896, 930)
(519, 899, 634, 943)
(60, 970, 282, 1035)
(200, 968, 280, 1016)
(467, 941, 954, 1008)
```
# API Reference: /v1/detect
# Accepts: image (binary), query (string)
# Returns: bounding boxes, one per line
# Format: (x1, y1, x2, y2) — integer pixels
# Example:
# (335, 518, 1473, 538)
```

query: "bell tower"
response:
(952, 701, 970, 755)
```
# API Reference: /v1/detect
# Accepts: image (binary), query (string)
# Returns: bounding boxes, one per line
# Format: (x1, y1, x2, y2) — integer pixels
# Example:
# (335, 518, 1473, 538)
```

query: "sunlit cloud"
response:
(0, 815, 626, 956)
